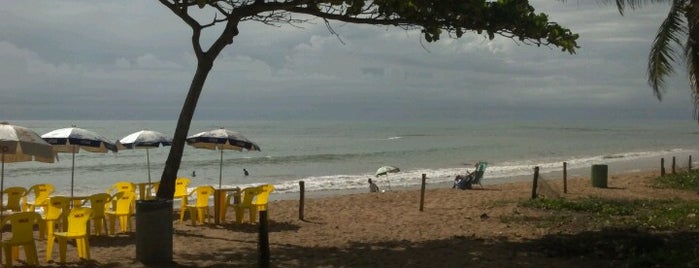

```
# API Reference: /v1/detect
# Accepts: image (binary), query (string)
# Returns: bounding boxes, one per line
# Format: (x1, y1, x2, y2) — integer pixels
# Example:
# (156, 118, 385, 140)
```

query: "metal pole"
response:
(71, 145, 76, 201)
(219, 150, 223, 189)
(419, 174, 426, 211)
(146, 148, 151, 184)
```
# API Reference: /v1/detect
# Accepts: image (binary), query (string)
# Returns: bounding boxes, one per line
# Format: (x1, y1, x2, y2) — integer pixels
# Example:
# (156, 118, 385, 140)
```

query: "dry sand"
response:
(11, 169, 699, 267)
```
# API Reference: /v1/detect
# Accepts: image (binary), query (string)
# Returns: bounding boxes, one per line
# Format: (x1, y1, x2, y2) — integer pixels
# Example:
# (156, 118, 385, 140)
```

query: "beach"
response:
(13, 166, 696, 267)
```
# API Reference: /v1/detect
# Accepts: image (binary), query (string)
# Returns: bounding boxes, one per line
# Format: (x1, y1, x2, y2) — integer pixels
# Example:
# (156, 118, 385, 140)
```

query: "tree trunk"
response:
(156, 60, 214, 199)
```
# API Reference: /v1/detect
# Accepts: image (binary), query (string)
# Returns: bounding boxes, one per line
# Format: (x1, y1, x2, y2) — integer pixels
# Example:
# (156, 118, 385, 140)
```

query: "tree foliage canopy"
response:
(165, 0, 579, 54)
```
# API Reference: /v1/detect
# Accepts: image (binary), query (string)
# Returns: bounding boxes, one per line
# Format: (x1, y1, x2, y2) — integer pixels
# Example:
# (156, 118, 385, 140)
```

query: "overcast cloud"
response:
(0, 1, 691, 121)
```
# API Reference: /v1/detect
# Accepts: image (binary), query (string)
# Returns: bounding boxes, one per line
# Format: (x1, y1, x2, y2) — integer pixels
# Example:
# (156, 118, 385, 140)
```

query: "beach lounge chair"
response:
(54, 207, 92, 263)
(2, 187, 27, 212)
(0, 211, 41, 267)
(470, 162, 488, 188)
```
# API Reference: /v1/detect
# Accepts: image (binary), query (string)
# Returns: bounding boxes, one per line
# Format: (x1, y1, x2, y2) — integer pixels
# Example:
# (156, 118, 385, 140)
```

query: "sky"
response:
(0, 1, 693, 121)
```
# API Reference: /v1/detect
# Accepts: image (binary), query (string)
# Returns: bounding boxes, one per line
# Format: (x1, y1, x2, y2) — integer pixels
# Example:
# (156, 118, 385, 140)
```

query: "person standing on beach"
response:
(368, 178, 380, 193)
(243, 168, 249, 176)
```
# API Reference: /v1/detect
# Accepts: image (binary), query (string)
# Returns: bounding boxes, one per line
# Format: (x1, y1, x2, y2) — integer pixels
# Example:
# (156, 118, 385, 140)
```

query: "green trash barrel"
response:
(591, 164, 608, 188)
(136, 199, 173, 265)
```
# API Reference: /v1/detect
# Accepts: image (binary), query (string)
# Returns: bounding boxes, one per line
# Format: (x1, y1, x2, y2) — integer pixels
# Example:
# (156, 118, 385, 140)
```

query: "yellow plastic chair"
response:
(249, 184, 274, 223)
(0, 211, 40, 268)
(42, 196, 71, 262)
(105, 191, 135, 235)
(221, 188, 242, 222)
(105, 181, 135, 212)
(2, 187, 27, 212)
(81, 193, 111, 236)
(144, 182, 160, 200)
(54, 207, 92, 263)
(231, 186, 258, 224)
(185, 185, 215, 225)
(106, 181, 136, 195)
(173, 177, 191, 223)
(22, 183, 55, 212)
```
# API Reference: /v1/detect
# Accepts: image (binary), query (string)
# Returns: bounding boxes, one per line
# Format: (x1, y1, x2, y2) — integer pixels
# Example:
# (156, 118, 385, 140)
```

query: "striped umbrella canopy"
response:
(0, 122, 57, 217)
(376, 165, 400, 191)
(186, 128, 260, 189)
(42, 126, 117, 199)
(117, 130, 172, 184)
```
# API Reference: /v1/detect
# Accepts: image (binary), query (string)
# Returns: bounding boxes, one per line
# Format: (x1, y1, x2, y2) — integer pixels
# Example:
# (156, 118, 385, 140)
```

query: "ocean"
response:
(3, 119, 699, 199)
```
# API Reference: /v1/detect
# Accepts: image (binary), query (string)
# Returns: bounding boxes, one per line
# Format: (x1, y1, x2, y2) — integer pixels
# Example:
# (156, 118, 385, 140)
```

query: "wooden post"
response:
(258, 210, 270, 268)
(661, 158, 665, 177)
(419, 174, 426, 212)
(299, 181, 305, 221)
(690, 155, 693, 171)
(672, 156, 676, 174)
(563, 162, 568, 194)
(531, 166, 539, 200)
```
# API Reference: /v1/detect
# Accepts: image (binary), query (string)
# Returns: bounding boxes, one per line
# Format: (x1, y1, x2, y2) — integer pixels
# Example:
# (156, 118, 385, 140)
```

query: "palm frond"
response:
(591, 1, 675, 15)
(647, 0, 687, 100)
(684, 1, 699, 120)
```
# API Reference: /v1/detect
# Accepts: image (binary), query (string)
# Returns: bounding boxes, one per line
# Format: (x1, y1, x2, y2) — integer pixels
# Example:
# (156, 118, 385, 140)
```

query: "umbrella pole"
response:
(387, 174, 392, 191)
(219, 150, 223, 189)
(71, 146, 76, 201)
(1, 151, 4, 240)
(1, 150, 5, 214)
(146, 148, 151, 184)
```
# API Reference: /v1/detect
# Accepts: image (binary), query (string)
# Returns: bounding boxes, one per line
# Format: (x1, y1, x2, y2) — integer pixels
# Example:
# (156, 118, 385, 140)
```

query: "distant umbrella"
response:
(186, 128, 260, 189)
(42, 126, 117, 199)
(117, 130, 172, 184)
(0, 122, 57, 215)
(376, 165, 400, 191)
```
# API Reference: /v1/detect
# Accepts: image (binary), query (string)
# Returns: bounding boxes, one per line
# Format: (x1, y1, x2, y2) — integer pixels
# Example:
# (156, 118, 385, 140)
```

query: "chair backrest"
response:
(0, 212, 40, 243)
(110, 191, 135, 214)
(239, 187, 260, 207)
(44, 196, 71, 220)
(107, 181, 136, 195)
(3, 186, 27, 211)
(472, 162, 488, 183)
(252, 184, 274, 208)
(191, 185, 215, 207)
(64, 207, 92, 235)
(26, 183, 54, 204)
(85, 193, 111, 218)
(174, 177, 191, 198)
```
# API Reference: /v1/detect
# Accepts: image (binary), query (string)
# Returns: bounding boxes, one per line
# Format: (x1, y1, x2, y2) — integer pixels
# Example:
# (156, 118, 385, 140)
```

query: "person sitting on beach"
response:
(368, 178, 380, 193)
(453, 166, 476, 189)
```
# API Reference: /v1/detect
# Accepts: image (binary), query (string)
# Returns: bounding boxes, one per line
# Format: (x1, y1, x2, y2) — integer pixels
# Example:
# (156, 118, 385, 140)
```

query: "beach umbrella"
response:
(41, 126, 117, 200)
(186, 128, 260, 189)
(117, 130, 172, 184)
(376, 165, 400, 191)
(0, 122, 57, 216)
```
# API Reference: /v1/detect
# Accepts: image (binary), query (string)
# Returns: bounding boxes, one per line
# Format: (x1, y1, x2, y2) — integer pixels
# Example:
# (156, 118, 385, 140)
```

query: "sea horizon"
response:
(2, 118, 698, 200)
